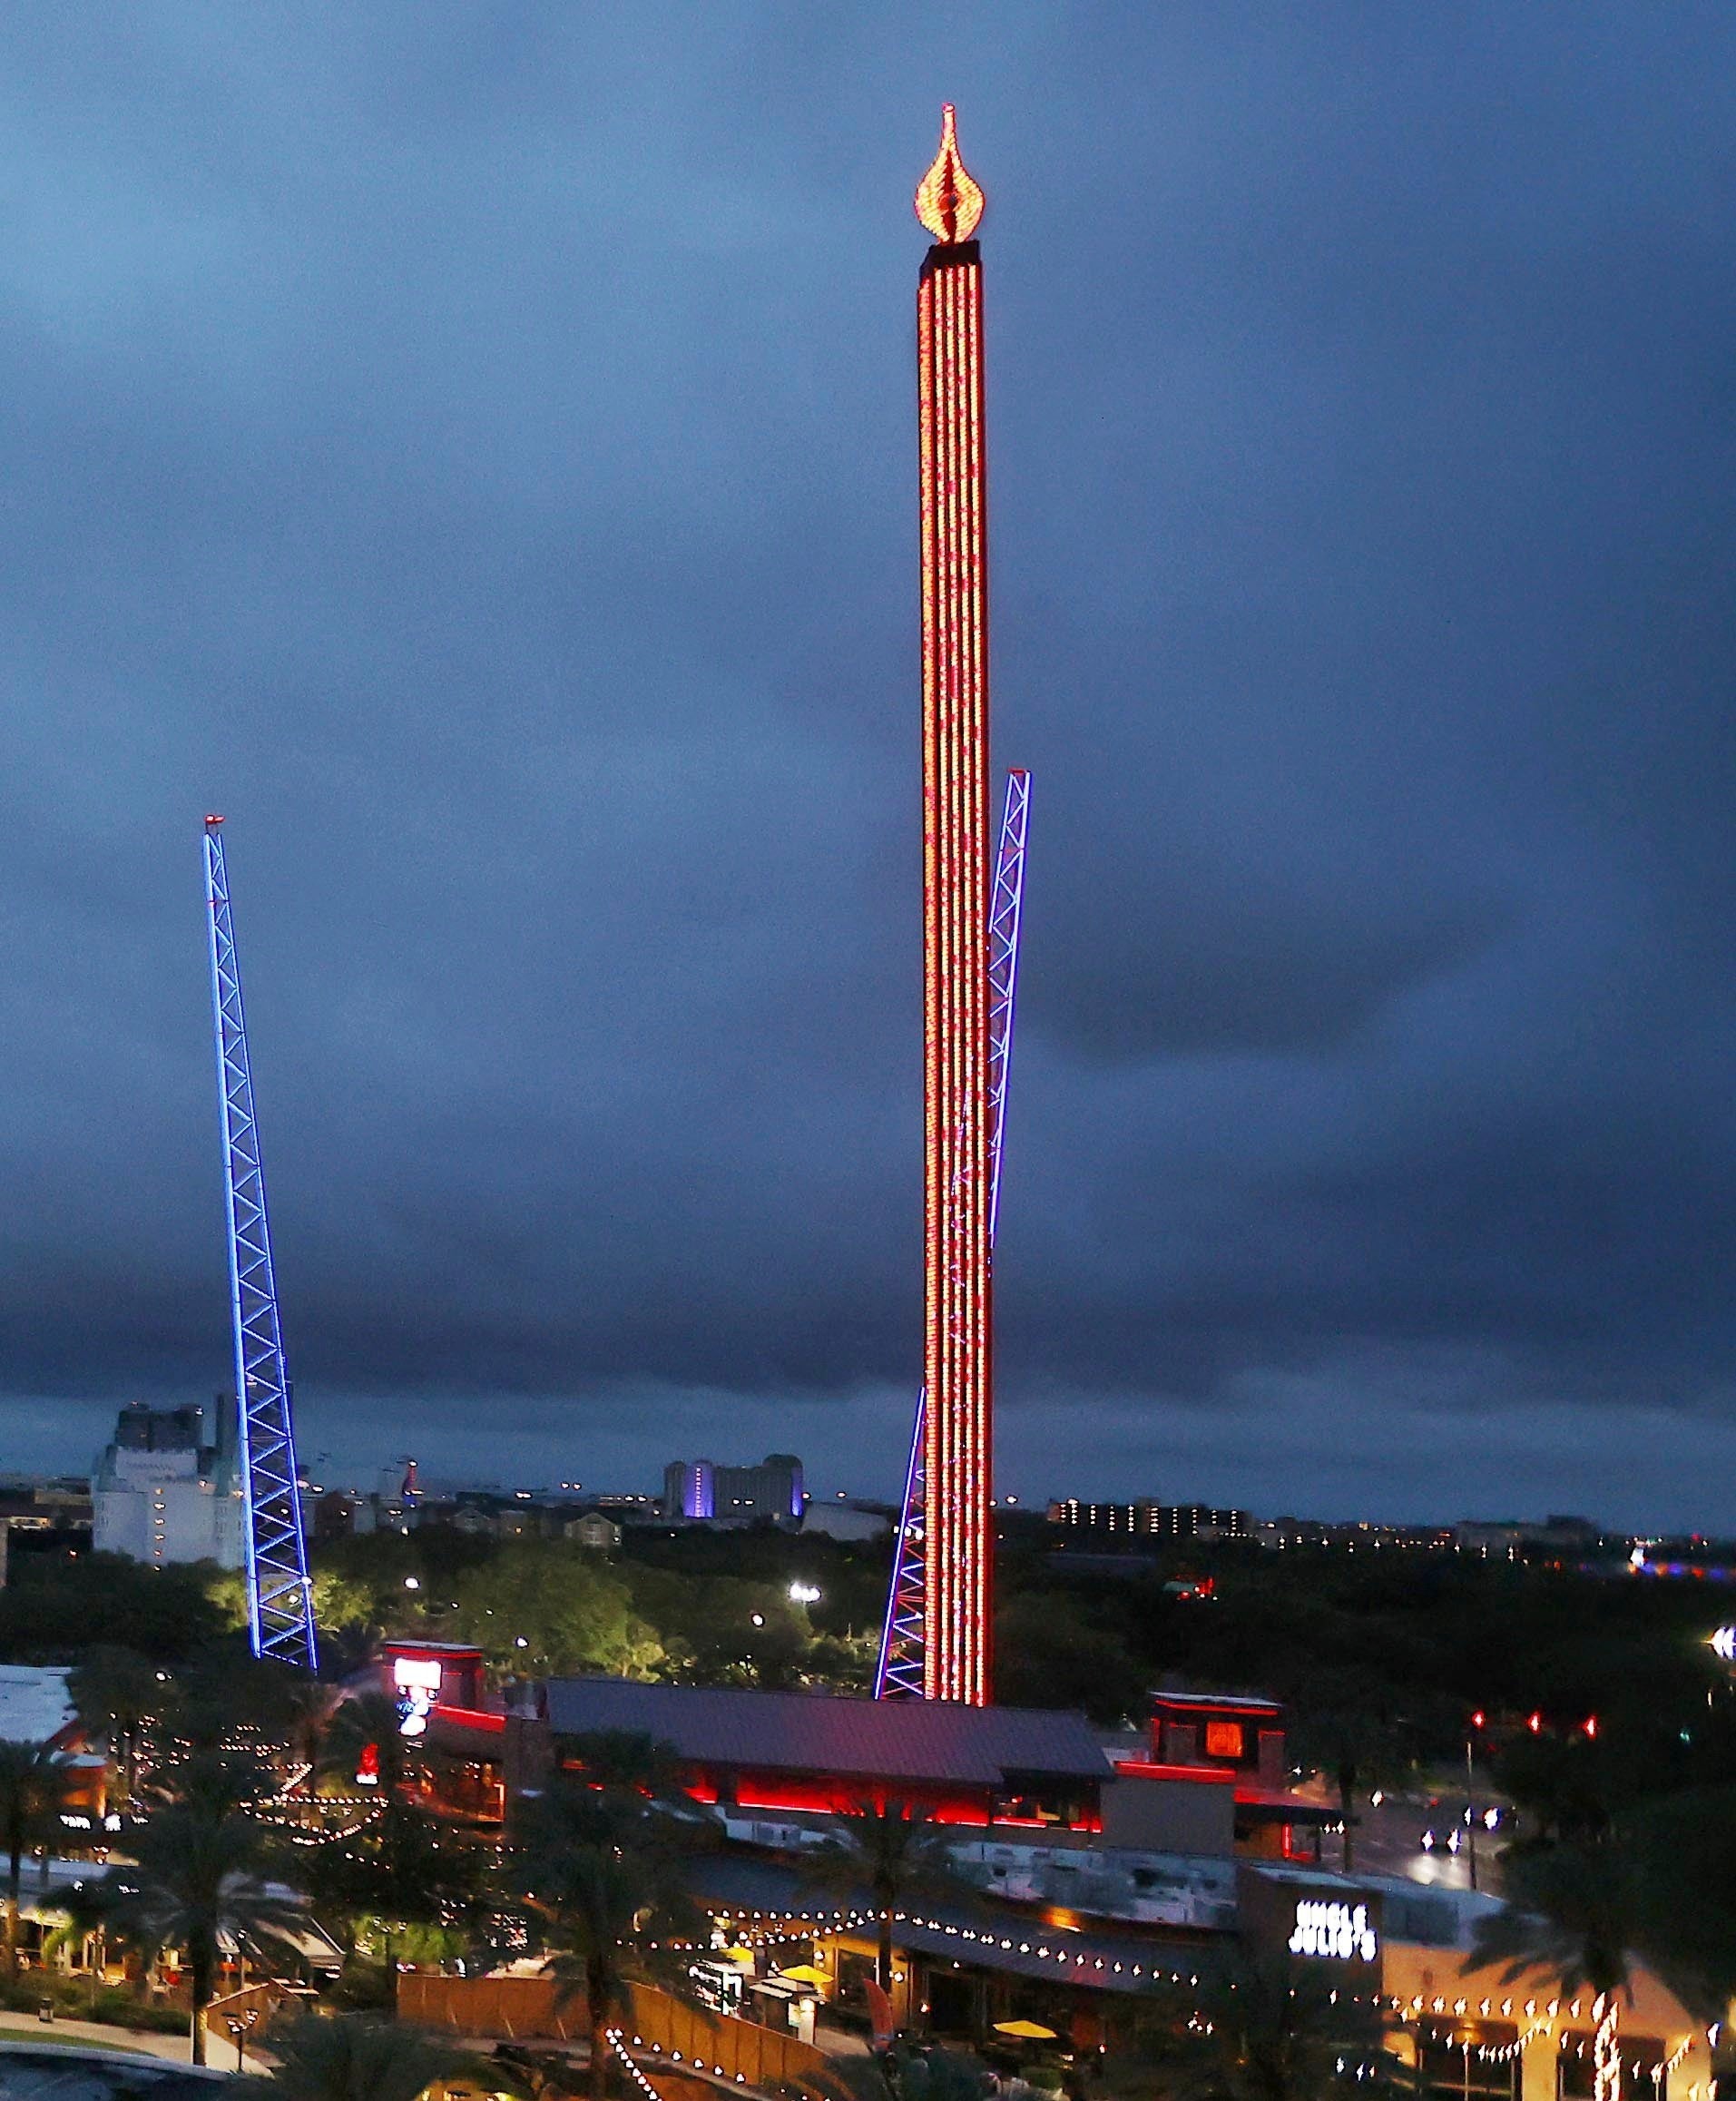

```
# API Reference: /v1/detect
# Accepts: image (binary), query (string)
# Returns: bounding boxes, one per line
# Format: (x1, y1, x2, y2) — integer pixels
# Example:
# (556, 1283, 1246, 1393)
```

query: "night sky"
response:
(5, 7, 1736, 1526)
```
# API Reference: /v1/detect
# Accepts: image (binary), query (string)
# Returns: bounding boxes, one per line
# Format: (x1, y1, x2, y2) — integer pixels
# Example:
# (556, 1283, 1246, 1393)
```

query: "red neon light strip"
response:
(1151, 1699, 1282, 1718)
(1112, 1760, 1237, 1785)
(432, 1704, 506, 1734)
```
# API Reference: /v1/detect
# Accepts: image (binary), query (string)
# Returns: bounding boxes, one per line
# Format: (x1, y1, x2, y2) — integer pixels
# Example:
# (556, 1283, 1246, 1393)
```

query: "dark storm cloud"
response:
(3, 3, 1736, 1524)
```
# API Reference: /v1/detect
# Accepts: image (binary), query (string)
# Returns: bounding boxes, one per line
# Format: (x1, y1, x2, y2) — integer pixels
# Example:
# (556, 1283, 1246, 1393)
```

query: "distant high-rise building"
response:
(1048, 1500, 1251, 1544)
(662, 1454, 805, 1527)
(93, 1399, 242, 1569)
(112, 1404, 208, 1454)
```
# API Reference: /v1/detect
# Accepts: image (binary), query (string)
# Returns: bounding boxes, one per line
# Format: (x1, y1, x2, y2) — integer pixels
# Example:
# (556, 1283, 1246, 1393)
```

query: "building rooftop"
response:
(0, 1666, 77, 1745)
(685, 1851, 1228, 1996)
(544, 1677, 1112, 1790)
(1151, 1690, 1282, 1716)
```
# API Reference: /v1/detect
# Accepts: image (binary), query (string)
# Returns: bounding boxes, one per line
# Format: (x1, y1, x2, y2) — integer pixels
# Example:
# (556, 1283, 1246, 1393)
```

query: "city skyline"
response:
(6, 13, 1736, 1527)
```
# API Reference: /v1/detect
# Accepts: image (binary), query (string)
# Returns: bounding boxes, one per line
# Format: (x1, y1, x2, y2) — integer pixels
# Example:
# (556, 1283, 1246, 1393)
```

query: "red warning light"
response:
(1527, 1712, 1542, 1734)
(1584, 1716, 1598, 1739)
(1471, 1711, 1485, 1731)
(202, 814, 225, 828)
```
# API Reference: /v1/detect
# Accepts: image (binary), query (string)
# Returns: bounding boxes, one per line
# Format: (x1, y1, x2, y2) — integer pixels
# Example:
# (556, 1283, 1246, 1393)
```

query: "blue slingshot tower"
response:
(203, 817, 319, 1670)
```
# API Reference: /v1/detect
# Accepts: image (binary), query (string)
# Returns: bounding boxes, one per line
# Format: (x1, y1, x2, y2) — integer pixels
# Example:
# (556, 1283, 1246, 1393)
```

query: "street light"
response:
(224, 2007, 261, 2071)
(788, 1583, 821, 1605)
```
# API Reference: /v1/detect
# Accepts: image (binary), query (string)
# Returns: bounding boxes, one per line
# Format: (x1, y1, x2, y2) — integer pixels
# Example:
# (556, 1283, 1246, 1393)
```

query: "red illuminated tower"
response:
(916, 106, 993, 1704)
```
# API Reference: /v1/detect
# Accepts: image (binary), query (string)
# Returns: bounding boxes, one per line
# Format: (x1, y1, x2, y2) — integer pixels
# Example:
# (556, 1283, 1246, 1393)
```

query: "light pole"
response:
(1465, 1711, 1483, 1892)
(224, 2008, 260, 2072)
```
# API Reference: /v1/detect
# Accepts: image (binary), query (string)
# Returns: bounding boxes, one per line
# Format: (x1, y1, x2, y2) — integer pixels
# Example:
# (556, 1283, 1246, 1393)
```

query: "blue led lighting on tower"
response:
(878, 769, 1028, 1699)
(202, 817, 318, 1670)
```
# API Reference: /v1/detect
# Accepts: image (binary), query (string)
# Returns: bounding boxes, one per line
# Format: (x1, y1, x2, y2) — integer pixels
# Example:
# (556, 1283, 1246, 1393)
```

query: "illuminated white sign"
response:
(1290, 1900, 1378, 1962)
(392, 1656, 444, 1693)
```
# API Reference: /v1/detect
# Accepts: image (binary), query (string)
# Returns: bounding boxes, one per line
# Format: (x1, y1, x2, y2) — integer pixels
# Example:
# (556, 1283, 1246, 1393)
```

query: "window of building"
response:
(1204, 1722, 1245, 1760)
(1557, 2033, 1667, 2101)
(1416, 2020, 1519, 2101)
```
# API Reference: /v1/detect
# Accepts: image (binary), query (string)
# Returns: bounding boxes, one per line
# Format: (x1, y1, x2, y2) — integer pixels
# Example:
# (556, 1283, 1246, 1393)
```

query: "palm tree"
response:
(250, 2009, 494, 2101)
(319, 1691, 418, 1800)
(306, 1796, 482, 1992)
(560, 1730, 691, 1811)
(68, 1646, 162, 1812)
(1470, 1841, 1637, 2101)
(804, 1796, 968, 1993)
(555, 1731, 717, 1862)
(280, 1675, 338, 1783)
(0, 1740, 76, 1973)
(164, 1651, 306, 1756)
(1621, 1783, 1736, 2026)
(1132, 1948, 1399, 2101)
(1289, 1669, 1412, 1876)
(512, 1773, 706, 2101)
(539, 1847, 654, 2101)
(74, 1763, 308, 2065)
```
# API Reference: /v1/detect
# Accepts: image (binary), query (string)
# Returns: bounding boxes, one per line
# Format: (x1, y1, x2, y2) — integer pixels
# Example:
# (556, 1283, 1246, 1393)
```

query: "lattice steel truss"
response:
(203, 819, 319, 1669)
(878, 769, 1028, 1699)
(986, 769, 1029, 1247)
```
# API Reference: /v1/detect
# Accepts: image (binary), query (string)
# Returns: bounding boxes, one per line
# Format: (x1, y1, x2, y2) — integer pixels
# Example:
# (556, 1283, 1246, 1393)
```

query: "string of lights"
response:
(605, 2028, 664, 2101)
(662, 1907, 1710, 2087)
(620, 2031, 754, 2087)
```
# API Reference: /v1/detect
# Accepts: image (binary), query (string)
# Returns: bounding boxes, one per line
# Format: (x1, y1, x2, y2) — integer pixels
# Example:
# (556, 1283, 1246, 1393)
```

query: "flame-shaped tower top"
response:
(915, 104, 985, 245)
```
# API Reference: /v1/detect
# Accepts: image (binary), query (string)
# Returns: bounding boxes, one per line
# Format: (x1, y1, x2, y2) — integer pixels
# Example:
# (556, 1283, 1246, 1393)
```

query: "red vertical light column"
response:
(916, 109, 991, 1705)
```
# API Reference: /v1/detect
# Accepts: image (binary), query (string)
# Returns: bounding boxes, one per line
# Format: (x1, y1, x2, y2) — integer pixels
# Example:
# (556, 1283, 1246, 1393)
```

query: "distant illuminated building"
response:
(92, 1401, 242, 1569)
(662, 1454, 805, 1526)
(1047, 1500, 1252, 1544)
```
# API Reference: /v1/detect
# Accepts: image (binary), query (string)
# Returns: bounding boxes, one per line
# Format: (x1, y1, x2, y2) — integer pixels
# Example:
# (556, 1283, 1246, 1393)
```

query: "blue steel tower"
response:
(202, 818, 319, 1669)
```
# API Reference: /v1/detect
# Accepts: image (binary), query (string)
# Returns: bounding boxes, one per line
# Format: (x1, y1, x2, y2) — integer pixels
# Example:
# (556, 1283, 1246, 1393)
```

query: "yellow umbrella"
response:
(778, 1965, 829, 1988)
(994, 2021, 1058, 2042)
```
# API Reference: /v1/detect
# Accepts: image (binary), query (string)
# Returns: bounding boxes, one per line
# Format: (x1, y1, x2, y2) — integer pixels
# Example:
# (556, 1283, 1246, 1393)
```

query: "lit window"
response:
(1205, 1722, 1245, 1761)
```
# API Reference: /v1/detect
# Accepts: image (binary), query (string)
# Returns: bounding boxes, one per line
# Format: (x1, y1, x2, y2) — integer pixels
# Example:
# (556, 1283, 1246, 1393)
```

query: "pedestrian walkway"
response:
(0, 2018, 188, 2064)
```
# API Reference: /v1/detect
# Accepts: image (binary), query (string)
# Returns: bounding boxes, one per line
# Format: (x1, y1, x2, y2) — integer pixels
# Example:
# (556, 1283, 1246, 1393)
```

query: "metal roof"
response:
(0, 1666, 76, 1746)
(682, 1852, 1227, 1997)
(544, 1678, 1111, 1789)
(1151, 1690, 1281, 1715)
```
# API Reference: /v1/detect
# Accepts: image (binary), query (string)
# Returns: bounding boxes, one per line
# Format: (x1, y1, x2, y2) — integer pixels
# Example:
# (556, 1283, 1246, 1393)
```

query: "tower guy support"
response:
(203, 818, 319, 1669)
(917, 106, 994, 1703)
(878, 768, 1028, 1700)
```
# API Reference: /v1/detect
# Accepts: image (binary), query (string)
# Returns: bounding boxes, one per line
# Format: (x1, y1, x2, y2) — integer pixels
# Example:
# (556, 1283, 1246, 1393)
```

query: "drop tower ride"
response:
(917, 107, 993, 1704)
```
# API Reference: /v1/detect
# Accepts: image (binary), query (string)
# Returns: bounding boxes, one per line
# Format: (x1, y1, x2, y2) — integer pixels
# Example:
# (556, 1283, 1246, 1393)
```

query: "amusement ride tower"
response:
(203, 817, 319, 1668)
(916, 107, 994, 1704)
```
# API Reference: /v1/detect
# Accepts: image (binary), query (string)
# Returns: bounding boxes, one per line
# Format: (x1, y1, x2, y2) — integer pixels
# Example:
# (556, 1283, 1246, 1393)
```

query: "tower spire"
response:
(915, 103, 986, 246)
